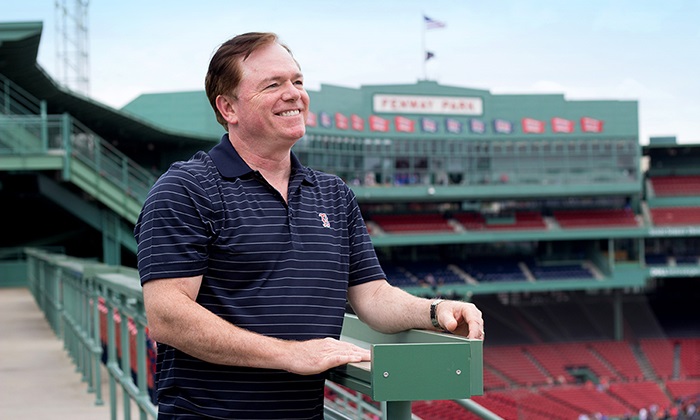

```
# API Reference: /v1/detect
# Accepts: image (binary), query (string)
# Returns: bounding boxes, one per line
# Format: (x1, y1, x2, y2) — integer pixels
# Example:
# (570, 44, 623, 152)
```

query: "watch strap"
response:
(430, 299, 445, 329)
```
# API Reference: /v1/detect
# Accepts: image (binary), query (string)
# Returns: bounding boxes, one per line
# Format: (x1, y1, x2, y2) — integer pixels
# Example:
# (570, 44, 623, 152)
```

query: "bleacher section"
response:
(639, 338, 675, 380)
(370, 213, 454, 233)
(372, 208, 654, 234)
(383, 258, 597, 286)
(525, 261, 595, 280)
(588, 341, 645, 381)
(484, 346, 551, 387)
(650, 206, 700, 226)
(453, 211, 547, 231)
(649, 175, 700, 197)
(607, 381, 671, 413)
(553, 208, 640, 229)
(666, 379, 700, 402)
(540, 385, 633, 416)
(458, 257, 529, 282)
(678, 338, 700, 378)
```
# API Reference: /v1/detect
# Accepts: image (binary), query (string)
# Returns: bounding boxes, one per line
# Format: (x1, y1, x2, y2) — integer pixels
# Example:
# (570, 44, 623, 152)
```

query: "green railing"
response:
(24, 248, 491, 420)
(0, 73, 156, 221)
(26, 248, 157, 420)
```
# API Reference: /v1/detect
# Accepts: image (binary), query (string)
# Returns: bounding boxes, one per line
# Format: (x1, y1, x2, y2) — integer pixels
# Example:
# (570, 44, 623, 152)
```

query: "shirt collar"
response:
(208, 133, 314, 185)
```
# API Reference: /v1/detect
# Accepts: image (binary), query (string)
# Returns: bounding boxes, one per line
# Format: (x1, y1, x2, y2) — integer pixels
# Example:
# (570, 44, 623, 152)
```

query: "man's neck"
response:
(228, 133, 292, 201)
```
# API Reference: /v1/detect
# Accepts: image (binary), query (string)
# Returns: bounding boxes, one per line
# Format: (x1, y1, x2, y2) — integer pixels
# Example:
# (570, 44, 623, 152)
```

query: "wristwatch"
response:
(430, 299, 445, 329)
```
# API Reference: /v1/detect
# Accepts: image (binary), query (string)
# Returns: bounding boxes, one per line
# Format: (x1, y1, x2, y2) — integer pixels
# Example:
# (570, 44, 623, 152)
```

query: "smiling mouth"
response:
(277, 109, 301, 117)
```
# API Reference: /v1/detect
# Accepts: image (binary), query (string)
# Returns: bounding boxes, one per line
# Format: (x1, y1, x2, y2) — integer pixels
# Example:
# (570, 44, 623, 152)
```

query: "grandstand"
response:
(1, 21, 699, 419)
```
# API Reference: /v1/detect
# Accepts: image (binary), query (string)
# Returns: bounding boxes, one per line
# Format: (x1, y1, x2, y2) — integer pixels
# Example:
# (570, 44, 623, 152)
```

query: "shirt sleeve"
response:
(134, 163, 214, 284)
(343, 182, 386, 286)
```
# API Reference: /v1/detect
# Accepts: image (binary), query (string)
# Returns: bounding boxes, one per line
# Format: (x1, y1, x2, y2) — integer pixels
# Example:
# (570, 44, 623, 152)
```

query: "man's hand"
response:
(437, 300, 484, 340)
(284, 337, 371, 375)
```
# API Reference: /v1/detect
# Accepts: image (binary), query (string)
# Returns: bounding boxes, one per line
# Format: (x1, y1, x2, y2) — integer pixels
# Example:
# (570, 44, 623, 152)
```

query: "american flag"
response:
(424, 15, 446, 30)
(493, 119, 513, 134)
(580, 117, 604, 133)
(369, 115, 389, 132)
(394, 116, 415, 133)
(319, 112, 332, 128)
(470, 118, 486, 134)
(551, 117, 574, 133)
(351, 114, 365, 131)
(421, 117, 438, 133)
(335, 112, 348, 130)
(445, 118, 463, 134)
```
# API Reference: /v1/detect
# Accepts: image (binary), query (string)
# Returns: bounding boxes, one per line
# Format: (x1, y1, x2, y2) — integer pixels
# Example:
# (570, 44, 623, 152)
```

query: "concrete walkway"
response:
(0, 287, 114, 419)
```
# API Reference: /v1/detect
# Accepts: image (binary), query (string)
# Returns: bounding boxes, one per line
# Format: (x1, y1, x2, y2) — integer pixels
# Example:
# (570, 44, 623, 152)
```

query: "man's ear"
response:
(215, 95, 238, 125)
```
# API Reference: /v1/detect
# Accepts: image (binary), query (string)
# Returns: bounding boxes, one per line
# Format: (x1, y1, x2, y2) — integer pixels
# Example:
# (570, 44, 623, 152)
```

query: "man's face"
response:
(231, 42, 310, 146)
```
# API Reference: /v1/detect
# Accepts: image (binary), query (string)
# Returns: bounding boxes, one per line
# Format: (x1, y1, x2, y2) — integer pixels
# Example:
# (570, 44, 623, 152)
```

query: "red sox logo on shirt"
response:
(319, 213, 331, 228)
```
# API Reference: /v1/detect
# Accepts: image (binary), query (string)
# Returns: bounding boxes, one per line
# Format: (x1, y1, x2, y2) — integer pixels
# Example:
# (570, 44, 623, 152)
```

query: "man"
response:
(135, 32, 484, 419)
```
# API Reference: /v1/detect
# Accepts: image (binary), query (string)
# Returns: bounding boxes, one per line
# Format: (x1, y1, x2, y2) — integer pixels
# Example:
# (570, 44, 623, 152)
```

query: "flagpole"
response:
(421, 14, 427, 80)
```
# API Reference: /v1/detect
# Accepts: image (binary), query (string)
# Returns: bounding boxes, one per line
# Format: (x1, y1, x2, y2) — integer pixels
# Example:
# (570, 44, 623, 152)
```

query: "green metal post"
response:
(62, 113, 72, 181)
(40, 100, 48, 150)
(2, 77, 8, 113)
(136, 308, 149, 420)
(614, 291, 623, 341)
(101, 211, 121, 266)
(119, 299, 132, 420)
(91, 278, 104, 405)
(106, 289, 118, 420)
(384, 401, 412, 419)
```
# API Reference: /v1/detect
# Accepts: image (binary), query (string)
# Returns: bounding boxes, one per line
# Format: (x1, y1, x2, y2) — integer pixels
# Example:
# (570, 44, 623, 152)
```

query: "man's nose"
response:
(281, 81, 301, 101)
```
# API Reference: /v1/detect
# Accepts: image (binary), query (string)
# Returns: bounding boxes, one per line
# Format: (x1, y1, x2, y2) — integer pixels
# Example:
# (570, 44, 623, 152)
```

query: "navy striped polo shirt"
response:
(134, 134, 385, 419)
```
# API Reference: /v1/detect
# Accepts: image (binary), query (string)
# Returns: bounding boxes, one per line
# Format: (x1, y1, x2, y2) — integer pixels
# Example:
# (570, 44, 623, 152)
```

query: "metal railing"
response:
(0, 73, 156, 216)
(24, 248, 492, 420)
(26, 248, 157, 420)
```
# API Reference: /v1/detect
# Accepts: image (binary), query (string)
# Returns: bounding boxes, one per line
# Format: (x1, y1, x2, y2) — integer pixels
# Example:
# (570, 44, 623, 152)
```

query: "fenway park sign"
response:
(373, 94, 483, 116)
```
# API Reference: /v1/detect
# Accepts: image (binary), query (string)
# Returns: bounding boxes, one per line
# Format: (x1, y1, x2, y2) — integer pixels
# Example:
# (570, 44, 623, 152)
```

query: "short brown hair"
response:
(205, 32, 293, 129)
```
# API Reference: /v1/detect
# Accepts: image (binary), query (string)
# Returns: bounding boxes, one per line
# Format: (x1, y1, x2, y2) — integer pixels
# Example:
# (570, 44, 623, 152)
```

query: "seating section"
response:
(607, 381, 671, 412)
(541, 385, 632, 416)
(370, 213, 454, 233)
(371, 208, 651, 233)
(554, 208, 639, 229)
(339, 337, 700, 420)
(453, 211, 547, 231)
(650, 175, 700, 197)
(500, 389, 582, 420)
(639, 338, 675, 379)
(386, 258, 600, 284)
(645, 253, 669, 265)
(526, 262, 595, 280)
(678, 338, 700, 378)
(381, 265, 415, 287)
(484, 346, 550, 386)
(526, 342, 618, 384)
(666, 379, 700, 401)
(588, 341, 645, 381)
(483, 366, 510, 390)
(401, 262, 466, 285)
(459, 258, 528, 282)
(650, 206, 700, 226)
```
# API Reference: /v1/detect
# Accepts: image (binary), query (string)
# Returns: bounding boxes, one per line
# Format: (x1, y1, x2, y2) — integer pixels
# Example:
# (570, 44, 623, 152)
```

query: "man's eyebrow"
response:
(259, 72, 304, 86)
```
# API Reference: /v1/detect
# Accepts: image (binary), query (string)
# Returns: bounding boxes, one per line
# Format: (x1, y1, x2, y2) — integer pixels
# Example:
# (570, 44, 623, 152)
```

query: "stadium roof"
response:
(0, 21, 214, 148)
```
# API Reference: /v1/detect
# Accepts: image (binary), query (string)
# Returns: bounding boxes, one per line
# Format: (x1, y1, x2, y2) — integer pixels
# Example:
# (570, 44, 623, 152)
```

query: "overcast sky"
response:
(5, 0, 700, 144)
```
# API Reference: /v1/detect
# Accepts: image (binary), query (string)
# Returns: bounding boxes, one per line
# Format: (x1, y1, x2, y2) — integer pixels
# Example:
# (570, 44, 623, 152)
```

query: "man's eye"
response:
(295, 80, 304, 86)
(267, 83, 279, 89)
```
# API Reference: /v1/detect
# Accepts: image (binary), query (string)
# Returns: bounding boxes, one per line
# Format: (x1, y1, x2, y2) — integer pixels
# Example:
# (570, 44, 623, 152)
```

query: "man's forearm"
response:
(348, 280, 436, 334)
(146, 289, 291, 369)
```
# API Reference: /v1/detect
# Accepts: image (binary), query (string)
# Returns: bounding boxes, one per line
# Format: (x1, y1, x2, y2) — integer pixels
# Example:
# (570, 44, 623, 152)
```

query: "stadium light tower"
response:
(55, 0, 90, 96)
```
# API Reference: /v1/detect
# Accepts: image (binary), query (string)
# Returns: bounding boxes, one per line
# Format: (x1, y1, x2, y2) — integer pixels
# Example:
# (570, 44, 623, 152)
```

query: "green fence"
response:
(24, 248, 491, 420)
(26, 248, 157, 420)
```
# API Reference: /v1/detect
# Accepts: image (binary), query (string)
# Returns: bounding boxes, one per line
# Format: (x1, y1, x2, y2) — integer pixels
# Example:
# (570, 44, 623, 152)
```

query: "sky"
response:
(4, 0, 700, 144)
